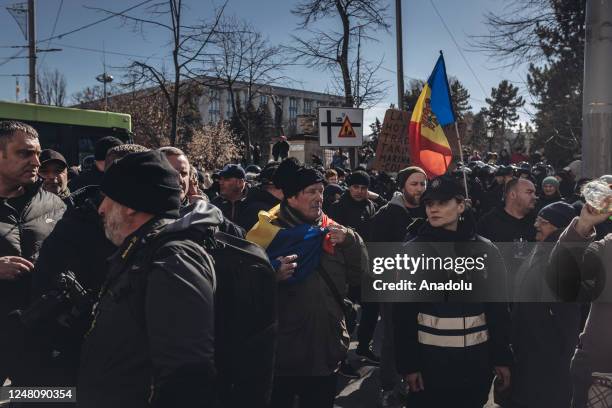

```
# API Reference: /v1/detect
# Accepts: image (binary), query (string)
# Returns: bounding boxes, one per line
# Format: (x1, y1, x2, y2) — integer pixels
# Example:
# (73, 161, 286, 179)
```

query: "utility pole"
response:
(28, 0, 36, 103)
(582, 0, 612, 177)
(356, 26, 361, 108)
(395, 0, 404, 110)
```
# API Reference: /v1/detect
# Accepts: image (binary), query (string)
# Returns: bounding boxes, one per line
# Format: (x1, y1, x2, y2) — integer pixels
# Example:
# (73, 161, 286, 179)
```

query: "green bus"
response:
(0, 101, 132, 166)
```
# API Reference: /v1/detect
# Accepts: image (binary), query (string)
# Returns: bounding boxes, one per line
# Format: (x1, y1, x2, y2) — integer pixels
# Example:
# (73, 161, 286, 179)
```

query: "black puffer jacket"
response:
(328, 192, 376, 241)
(78, 205, 218, 408)
(0, 183, 66, 318)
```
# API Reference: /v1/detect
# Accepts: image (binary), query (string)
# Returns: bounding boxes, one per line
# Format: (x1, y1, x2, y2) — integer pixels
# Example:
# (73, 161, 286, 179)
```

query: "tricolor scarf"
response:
(246, 203, 336, 284)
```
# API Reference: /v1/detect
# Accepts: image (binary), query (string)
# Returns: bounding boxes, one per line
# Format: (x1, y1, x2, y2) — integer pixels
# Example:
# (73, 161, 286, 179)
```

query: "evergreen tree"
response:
(470, 108, 490, 151)
(476, 0, 585, 166)
(450, 78, 472, 120)
(485, 80, 525, 147)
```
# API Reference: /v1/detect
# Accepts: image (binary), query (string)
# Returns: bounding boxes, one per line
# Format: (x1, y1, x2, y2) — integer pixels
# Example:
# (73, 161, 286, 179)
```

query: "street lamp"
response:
(486, 128, 494, 153)
(96, 73, 114, 111)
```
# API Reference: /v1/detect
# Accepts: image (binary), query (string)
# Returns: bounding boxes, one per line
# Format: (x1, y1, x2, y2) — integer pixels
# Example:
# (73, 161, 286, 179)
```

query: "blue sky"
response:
(0, 0, 534, 128)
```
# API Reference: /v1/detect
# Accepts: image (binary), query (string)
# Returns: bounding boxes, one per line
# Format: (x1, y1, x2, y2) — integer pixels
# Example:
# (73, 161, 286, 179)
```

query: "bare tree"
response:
(88, 0, 225, 146)
(37, 69, 67, 106)
(289, 0, 390, 107)
(469, 0, 572, 66)
(192, 16, 286, 162)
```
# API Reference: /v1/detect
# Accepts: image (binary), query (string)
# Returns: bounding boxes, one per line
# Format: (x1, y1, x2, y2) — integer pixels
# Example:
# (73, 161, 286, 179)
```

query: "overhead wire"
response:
(50, 42, 167, 61)
(36, 0, 155, 43)
(428, 0, 488, 99)
(39, 0, 64, 67)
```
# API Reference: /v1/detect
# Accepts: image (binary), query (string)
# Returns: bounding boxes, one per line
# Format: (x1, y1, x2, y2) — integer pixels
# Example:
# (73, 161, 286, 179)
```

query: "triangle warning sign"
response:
(338, 116, 356, 138)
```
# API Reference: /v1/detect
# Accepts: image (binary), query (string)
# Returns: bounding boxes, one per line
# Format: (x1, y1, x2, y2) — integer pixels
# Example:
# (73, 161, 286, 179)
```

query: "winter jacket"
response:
(478, 181, 504, 215)
(327, 192, 376, 241)
(32, 186, 114, 298)
(477, 206, 536, 278)
(547, 218, 612, 373)
(68, 167, 104, 192)
(0, 183, 66, 319)
(269, 204, 368, 376)
(242, 186, 281, 231)
(272, 141, 289, 160)
(180, 201, 245, 239)
(392, 219, 512, 391)
(510, 229, 581, 408)
(370, 191, 426, 242)
(211, 187, 251, 231)
(78, 206, 218, 408)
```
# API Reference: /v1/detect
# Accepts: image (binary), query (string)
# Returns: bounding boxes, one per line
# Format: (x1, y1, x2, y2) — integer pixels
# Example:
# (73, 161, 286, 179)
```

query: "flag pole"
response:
(454, 122, 470, 200)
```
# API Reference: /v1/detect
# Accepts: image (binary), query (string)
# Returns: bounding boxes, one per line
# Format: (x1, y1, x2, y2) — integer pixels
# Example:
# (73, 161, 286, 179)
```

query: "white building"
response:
(198, 80, 344, 135)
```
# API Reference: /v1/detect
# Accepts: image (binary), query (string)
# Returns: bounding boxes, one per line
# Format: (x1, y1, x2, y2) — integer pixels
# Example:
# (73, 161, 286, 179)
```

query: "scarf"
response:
(246, 203, 336, 284)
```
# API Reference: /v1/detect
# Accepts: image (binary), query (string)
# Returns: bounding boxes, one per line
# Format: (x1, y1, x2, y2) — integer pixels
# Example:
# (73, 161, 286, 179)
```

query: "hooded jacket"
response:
(370, 191, 426, 243)
(78, 202, 219, 408)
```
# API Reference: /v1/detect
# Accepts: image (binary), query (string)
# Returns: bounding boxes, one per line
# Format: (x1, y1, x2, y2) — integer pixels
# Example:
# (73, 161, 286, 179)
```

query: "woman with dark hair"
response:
(393, 175, 512, 408)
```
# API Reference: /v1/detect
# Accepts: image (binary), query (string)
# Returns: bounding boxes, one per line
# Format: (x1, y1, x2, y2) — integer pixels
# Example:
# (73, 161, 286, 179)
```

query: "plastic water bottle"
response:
(582, 180, 612, 213)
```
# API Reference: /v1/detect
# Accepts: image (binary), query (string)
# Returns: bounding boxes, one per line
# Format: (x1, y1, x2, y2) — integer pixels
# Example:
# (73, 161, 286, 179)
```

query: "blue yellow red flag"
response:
(408, 53, 456, 178)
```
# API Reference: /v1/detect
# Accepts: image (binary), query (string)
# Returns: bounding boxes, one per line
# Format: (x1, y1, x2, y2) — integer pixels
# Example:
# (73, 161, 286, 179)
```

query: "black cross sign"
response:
(320, 110, 362, 144)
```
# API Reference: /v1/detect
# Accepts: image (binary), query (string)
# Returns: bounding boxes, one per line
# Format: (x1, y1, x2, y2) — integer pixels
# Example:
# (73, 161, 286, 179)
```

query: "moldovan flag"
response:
(408, 53, 456, 178)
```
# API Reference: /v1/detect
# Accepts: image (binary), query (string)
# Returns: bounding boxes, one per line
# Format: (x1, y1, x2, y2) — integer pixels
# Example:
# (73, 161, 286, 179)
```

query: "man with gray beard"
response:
(78, 150, 216, 408)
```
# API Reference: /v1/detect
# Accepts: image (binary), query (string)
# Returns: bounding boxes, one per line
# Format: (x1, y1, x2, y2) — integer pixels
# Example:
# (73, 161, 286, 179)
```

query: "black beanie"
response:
(95, 136, 124, 161)
(273, 157, 324, 198)
(346, 170, 370, 187)
(101, 150, 182, 218)
(538, 201, 577, 229)
(397, 166, 427, 189)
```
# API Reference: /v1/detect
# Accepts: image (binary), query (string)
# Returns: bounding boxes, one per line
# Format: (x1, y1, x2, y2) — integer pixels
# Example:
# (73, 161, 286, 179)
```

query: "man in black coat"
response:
(371, 166, 427, 243)
(212, 164, 251, 230)
(21, 144, 151, 390)
(78, 150, 216, 408)
(68, 136, 123, 191)
(243, 162, 283, 231)
(0, 121, 66, 384)
(477, 178, 538, 279)
(328, 170, 380, 366)
(272, 136, 290, 161)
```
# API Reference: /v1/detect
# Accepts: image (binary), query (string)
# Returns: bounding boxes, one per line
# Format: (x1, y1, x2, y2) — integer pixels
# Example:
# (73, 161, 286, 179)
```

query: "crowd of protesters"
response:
(0, 119, 611, 408)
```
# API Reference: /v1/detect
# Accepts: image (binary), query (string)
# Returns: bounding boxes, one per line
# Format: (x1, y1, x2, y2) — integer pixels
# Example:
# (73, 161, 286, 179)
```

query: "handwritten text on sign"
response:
(373, 109, 411, 173)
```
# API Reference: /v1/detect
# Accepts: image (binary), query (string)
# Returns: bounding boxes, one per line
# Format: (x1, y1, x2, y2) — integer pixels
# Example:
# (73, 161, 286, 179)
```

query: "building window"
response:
(225, 90, 233, 119)
(208, 89, 220, 123)
(304, 99, 313, 114)
(289, 98, 298, 126)
(259, 95, 268, 107)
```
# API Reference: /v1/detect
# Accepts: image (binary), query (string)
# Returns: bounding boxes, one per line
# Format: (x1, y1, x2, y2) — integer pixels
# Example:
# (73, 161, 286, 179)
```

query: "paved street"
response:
(335, 338, 500, 408)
